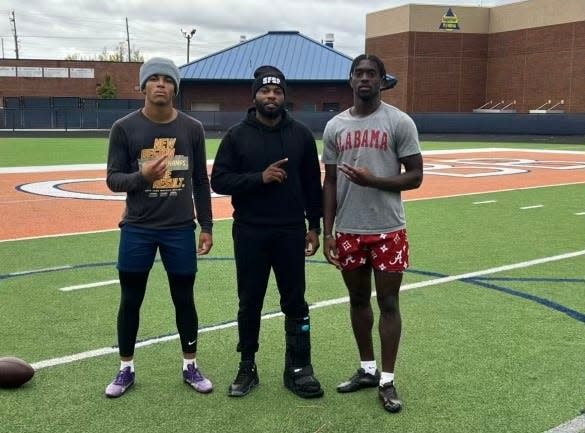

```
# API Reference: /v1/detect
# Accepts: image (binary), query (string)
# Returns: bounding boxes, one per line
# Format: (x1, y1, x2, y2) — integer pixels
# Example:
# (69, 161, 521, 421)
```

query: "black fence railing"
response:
(1, 107, 584, 136)
(0, 108, 340, 132)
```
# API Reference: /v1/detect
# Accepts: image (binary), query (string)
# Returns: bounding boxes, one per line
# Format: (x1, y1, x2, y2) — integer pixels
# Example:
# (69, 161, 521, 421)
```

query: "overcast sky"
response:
(1, 0, 523, 66)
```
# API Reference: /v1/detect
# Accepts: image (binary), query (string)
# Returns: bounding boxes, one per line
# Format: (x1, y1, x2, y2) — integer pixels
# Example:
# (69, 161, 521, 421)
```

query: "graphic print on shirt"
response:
(139, 137, 189, 198)
(335, 129, 389, 153)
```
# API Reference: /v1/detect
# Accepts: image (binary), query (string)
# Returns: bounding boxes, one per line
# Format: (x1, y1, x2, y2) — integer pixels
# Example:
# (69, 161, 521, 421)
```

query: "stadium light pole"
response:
(181, 28, 196, 63)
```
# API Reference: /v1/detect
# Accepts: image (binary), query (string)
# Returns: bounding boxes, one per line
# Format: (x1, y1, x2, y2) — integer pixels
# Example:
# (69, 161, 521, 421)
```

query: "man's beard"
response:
(255, 100, 284, 119)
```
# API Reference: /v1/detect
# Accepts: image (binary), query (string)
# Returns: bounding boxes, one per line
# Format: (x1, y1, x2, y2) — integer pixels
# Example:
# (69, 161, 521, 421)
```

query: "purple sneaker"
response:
(105, 367, 135, 398)
(183, 364, 213, 393)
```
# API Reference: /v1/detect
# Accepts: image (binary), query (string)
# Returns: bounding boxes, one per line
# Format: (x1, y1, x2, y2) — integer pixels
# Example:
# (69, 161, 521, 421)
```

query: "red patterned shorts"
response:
(335, 229, 409, 273)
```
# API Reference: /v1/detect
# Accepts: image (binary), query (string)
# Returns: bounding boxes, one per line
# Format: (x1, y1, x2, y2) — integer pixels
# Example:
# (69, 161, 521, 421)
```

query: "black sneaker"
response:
(228, 361, 259, 397)
(378, 382, 402, 413)
(337, 368, 380, 393)
(283, 365, 324, 399)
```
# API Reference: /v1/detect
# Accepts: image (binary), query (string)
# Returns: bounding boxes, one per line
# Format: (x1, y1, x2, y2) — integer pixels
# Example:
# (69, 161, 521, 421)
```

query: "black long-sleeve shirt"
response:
(106, 110, 213, 232)
(211, 109, 322, 230)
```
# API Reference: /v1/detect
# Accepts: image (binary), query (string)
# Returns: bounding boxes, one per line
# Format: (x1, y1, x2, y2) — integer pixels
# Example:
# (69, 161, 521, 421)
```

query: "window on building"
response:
(301, 103, 316, 112)
(190, 102, 221, 111)
(322, 102, 340, 112)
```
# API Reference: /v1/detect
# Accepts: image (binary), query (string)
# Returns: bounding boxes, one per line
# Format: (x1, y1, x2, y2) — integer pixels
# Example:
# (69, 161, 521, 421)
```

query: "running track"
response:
(1, 149, 584, 241)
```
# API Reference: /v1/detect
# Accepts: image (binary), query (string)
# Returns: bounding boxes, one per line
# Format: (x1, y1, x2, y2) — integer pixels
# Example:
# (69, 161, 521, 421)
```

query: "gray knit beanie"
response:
(139, 57, 181, 95)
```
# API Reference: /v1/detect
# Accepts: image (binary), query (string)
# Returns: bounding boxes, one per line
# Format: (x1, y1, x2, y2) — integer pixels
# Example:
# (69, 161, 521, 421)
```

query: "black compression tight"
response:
(116, 271, 198, 357)
(167, 272, 198, 354)
(117, 270, 149, 357)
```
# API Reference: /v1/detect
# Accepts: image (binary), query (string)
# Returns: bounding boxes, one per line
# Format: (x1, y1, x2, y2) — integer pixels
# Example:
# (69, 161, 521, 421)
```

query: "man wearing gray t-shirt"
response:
(322, 54, 423, 413)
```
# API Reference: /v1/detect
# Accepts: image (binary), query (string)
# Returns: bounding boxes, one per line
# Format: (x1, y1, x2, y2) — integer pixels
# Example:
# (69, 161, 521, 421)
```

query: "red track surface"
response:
(1, 150, 584, 241)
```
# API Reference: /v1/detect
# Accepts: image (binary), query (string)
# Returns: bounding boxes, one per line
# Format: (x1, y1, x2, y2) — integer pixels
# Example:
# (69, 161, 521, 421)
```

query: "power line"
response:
(0, 9, 129, 26)
(18, 35, 123, 40)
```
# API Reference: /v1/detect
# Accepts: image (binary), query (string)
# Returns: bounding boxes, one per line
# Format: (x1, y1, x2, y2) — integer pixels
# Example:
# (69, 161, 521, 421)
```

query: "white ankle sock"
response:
(380, 372, 394, 386)
(360, 360, 377, 375)
(120, 360, 134, 372)
(183, 358, 197, 370)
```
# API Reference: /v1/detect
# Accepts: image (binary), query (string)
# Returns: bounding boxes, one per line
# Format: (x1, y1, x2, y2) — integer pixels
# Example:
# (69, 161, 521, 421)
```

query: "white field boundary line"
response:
(30, 249, 585, 371)
(2, 180, 584, 245)
(2, 148, 584, 174)
(0, 218, 235, 244)
(0, 160, 217, 174)
(406, 181, 585, 203)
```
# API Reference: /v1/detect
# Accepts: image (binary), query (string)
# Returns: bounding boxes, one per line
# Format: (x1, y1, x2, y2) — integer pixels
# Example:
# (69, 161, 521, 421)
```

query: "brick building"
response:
(366, 0, 585, 113)
(4, 1, 583, 116)
(0, 59, 142, 104)
(0, 31, 354, 114)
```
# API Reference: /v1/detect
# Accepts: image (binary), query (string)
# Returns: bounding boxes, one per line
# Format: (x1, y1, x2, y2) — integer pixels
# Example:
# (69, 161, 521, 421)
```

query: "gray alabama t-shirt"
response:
(322, 102, 421, 234)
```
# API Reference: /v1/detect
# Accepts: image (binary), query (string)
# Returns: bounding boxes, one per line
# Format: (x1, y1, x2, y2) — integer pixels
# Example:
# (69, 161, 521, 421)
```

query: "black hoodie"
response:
(211, 108, 322, 230)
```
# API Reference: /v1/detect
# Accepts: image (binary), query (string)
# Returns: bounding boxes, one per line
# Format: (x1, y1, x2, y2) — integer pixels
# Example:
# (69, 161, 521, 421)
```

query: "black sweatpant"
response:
(232, 222, 309, 358)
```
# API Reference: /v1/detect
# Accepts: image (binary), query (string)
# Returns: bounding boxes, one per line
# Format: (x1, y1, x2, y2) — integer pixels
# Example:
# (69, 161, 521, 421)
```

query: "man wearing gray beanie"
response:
(139, 57, 181, 96)
(105, 57, 214, 398)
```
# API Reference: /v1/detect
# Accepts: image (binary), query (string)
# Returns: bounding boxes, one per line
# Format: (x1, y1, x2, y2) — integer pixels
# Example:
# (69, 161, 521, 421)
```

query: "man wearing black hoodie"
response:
(211, 65, 323, 399)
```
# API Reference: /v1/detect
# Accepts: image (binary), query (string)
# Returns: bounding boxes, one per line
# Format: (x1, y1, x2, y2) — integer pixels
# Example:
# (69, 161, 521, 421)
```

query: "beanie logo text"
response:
(262, 76, 281, 85)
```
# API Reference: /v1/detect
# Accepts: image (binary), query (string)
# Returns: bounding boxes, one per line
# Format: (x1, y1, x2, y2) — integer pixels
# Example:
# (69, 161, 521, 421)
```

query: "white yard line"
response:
(30, 249, 585, 370)
(58, 279, 119, 292)
(520, 205, 544, 210)
(473, 200, 497, 204)
(47, 248, 585, 293)
(543, 415, 585, 433)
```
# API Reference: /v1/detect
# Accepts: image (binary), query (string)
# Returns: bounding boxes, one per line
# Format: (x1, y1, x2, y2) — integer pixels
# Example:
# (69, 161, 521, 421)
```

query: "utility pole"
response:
(125, 17, 131, 62)
(181, 28, 196, 63)
(9, 10, 19, 59)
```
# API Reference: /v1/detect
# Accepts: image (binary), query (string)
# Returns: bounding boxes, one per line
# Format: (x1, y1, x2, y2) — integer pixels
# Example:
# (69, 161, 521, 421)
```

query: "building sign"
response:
(0, 66, 16, 77)
(70, 68, 94, 78)
(17, 67, 43, 77)
(0, 65, 94, 79)
(44, 68, 69, 78)
(439, 8, 460, 31)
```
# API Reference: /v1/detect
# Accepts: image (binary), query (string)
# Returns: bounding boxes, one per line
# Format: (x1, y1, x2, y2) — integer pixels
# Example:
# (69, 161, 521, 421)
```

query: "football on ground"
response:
(0, 357, 35, 388)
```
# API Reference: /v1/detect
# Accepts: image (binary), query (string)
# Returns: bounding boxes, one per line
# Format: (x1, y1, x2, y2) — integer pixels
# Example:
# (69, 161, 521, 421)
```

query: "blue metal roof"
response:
(179, 31, 353, 81)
